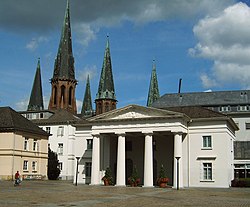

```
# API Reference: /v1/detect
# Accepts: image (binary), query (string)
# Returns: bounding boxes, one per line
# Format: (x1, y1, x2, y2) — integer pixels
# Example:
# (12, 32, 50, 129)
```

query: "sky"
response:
(1, 0, 250, 113)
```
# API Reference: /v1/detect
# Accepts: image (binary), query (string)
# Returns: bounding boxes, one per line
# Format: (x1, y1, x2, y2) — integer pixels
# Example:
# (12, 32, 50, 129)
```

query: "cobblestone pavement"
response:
(0, 180, 250, 207)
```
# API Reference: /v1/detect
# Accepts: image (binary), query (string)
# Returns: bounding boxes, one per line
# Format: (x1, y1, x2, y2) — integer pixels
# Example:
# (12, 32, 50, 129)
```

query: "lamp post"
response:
(175, 156, 181, 190)
(75, 157, 80, 186)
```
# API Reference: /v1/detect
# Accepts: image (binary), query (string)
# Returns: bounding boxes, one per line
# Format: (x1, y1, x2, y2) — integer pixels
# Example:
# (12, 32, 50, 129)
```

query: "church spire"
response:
(147, 60, 160, 107)
(52, 0, 75, 80)
(48, 0, 77, 114)
(81, 75, 93, 117)
(27, 58, 44, 111)
(95, 36, 117, 115)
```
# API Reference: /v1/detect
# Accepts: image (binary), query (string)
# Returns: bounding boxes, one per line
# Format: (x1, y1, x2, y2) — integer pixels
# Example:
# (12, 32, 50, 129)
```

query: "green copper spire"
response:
(96, 36, 116, 101)
(52, 0, 75, 80)
(81, 75, 93, 116)
(27, 58, 44, 111)
(147, 60, 160, 107)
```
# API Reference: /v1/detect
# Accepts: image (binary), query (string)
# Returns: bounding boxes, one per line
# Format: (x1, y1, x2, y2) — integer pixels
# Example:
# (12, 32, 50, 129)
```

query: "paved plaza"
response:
(0, 180, 250, 207)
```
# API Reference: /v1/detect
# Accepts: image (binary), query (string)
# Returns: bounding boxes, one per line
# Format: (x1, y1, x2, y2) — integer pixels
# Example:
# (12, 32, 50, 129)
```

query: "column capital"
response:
(115, 132, 126, 137)
(173, 131, 183, 136)
(91, 133, 100, 138)
(142, 131, 154, 136)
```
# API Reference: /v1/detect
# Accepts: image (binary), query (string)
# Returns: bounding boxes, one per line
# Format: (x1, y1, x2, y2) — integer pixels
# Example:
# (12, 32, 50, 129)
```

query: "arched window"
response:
(98, 103, 102, 114)
(53, 86, 57, 105)
(69, 86, 73, 105)
(61, 85, 65, 105)
(105, 102, 109, 112)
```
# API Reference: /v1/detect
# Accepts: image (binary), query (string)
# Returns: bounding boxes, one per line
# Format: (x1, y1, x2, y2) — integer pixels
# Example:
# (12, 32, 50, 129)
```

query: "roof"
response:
(96, 36, 116, 101)
(147, 61, 160, 107)
(0, 107, 49, 136)
(52, 0, 75, 80)
(164, 106, 238, 130)
(27, 58, 44, 111)
(81, 75, 93, 117)
(87, 104, 188, 122)
(165, 106, 226, 119)
(152, 90, 250, 108)
(32, 109, 83, 125)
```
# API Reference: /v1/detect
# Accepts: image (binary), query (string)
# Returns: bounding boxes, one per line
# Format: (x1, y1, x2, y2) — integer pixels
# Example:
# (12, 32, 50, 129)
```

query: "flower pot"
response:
(103, 179, 110, 186)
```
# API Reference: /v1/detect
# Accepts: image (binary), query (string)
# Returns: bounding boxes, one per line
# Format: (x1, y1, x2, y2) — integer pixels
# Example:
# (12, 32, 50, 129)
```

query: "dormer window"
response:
(237, 105, 249, 111)
(219, 106, 231, 112)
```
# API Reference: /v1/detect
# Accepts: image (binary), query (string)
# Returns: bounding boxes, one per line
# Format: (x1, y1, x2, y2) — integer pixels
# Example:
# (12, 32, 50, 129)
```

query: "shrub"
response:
(231, 178, 250, 187)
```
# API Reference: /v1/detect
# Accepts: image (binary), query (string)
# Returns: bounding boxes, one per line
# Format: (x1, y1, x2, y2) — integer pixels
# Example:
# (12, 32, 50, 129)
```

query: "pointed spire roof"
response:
(96, 36, 116, 101)
(27, 58, 44, 111)
(81, 75, 93, 116)
(147, 60, 160, 107)
(52, 0, 75, 80)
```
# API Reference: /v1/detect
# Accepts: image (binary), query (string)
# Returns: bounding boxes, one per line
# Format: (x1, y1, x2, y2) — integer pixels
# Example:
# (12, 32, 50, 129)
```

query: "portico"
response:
(89, 105, 187, 188)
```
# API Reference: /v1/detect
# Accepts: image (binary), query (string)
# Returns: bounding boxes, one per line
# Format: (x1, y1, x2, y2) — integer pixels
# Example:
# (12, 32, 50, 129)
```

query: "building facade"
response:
(0, 107, 49, 180)
(152, 90, 250, 179)
(74, 105, 237, 188)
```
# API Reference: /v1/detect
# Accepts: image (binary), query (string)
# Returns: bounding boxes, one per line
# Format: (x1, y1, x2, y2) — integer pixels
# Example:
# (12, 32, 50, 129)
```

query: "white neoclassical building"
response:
(74, 104, 237, 188)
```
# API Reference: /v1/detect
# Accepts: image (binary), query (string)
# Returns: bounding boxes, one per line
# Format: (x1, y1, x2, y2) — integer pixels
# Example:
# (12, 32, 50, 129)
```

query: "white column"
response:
(116, 133, 126, 186)
(174, 132, 183, 189)
(143, 132, 154, 187)
(91, 134, 100, 185)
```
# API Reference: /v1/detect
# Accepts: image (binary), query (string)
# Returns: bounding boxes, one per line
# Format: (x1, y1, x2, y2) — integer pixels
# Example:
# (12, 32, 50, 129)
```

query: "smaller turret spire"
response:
(27, 58, 44, 111)
(95, 36, 117, 115)
(147, 60, 160, 107)
(81, 75, 93, 117)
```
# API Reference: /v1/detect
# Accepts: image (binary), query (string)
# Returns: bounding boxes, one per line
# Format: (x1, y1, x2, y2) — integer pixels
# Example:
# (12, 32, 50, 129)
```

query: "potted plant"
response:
(128, 166, 140, 187)
(156, 165, 169, 188)
(102, 167, 113, 186)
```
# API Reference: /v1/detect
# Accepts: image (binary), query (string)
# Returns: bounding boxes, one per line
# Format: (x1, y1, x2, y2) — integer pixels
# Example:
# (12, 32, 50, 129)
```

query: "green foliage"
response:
(159, 164, 167, 178)
(128, 166, 140, 184)
(47, 148, 61, 180)
(102, 167, 113, 185)
(231, 178, 250, 187)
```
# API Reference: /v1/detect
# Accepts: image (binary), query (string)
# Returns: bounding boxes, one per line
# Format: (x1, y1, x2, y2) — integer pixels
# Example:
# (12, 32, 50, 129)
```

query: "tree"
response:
(47, 148, 60, 180)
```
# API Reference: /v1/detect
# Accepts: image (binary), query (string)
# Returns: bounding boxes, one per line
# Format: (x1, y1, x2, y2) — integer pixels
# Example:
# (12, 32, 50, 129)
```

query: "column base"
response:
(115, 185, 126, 187)
(142, 185, 155, 188)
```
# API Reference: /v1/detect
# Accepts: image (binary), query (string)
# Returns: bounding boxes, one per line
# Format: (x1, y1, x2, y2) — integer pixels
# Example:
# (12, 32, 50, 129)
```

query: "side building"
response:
(0, 107, 49, 180)
(152, 90, 250, 179)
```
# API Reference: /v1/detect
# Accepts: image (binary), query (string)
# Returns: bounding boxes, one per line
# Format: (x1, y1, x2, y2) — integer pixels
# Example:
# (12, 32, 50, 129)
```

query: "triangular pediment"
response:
(87, 105, 185, 122)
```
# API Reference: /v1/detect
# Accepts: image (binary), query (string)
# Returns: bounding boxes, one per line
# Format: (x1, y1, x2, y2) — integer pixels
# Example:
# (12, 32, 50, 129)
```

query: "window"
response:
(85, 162, 92, 177)
(33, 139, 37, 151)
(237, 105, 249, 111)
(59, 162, 63, 171)
(203, 163, 212, 180)
(32, 161, 37, 171)
(87, 139, 93, 150)
(57, 126, 64, 136)
(40, 113, 44, 119)
(245, 123, 250, 130)
(46, 127, 51, 134)
(58, 143, 63, 155)
(202, 136, 212, 149)
(24, 138, 29, 150)
(23, 160, 28, 171)
(219, 106, 231, 112)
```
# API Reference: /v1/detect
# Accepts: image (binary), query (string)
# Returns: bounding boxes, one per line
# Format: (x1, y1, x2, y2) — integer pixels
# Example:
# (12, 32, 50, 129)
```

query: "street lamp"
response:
(175, 156, 181, 190)
(75, 157, 80, 186)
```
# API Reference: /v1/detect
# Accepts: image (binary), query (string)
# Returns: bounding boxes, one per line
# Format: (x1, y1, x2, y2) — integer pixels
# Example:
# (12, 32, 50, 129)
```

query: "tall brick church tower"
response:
(95, 36, 117, 115)
(48, 0, 77, 114)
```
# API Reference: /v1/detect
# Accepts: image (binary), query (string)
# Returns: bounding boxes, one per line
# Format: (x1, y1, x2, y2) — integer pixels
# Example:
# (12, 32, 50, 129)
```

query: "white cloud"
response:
(74, 23, 98, 48)
(26, 36, 48, 51)
(15, 98, 29, 111)
(200, 73, 218, 88)
(189, 2, 250, 89)
(78, 65, 98, 82)
(76, 99, 83, 114)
